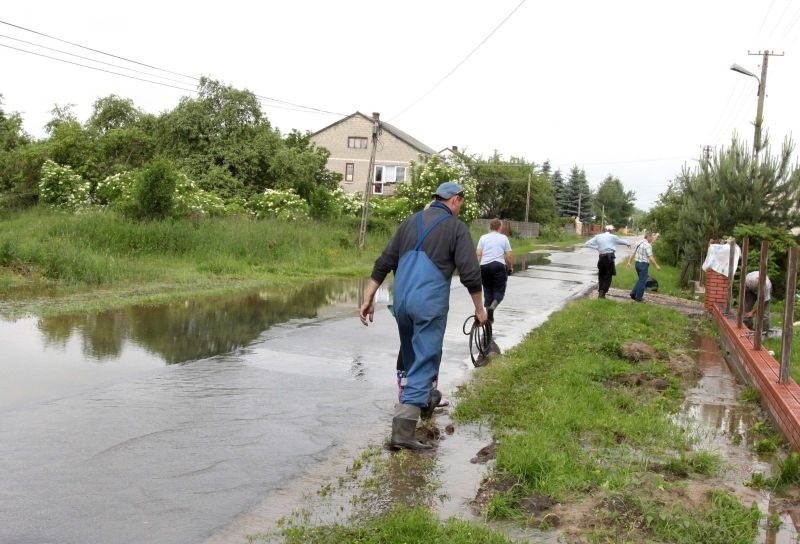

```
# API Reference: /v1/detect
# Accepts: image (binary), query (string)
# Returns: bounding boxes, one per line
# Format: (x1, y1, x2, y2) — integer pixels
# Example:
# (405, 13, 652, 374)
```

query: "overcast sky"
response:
(1, 1, 798, 210)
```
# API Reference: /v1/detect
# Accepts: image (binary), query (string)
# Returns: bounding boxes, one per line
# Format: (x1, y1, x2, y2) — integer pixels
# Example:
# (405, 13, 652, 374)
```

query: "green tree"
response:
(399, 154, 479, 223)
(550, 168, 569, 216)
(646, 134, 800, 274)
(0, 98, 44, 208)
(86, 95, 142, 133)
(471, 152, 529, 218)
(564, 166, 593, 222)
(592, 175, 636, 228)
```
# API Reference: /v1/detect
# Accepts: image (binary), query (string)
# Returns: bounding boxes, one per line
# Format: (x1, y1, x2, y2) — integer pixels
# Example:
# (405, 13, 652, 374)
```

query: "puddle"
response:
(674, 335, 799, 542)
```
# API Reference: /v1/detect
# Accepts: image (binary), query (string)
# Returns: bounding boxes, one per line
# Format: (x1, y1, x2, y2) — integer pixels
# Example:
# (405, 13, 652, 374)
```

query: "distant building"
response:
(310, 111, 436, 195)
(437, 145, 467, 161)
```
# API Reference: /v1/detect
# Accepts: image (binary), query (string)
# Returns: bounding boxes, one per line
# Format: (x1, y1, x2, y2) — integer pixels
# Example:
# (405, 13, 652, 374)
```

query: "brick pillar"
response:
(704, 270, 729, 311)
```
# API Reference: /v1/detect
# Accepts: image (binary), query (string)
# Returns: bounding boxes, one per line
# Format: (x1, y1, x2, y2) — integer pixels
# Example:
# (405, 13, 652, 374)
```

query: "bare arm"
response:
(359, 278, 381, 326)
(471, 292, 488, 324)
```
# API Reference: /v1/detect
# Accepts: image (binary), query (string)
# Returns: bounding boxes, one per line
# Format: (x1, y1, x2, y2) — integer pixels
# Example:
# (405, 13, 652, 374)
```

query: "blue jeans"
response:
(631, 262, 649, 301)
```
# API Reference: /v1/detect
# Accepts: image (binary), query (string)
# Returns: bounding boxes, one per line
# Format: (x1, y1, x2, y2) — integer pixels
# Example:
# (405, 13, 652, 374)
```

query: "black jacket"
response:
(371, 204, 482, 294)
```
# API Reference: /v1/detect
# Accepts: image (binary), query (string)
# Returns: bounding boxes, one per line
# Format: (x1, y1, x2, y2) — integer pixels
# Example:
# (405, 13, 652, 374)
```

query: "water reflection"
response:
(675, 335, 799, 543)
(513, 252, 550, 271)
(35, 279, 368, 364)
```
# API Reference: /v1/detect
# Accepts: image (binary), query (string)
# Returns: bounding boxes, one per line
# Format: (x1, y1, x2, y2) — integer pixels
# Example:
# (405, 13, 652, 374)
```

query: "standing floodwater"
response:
(1, 279, 400, 544)
(0, 246, 606, 544)
(675, 335, 799, 542)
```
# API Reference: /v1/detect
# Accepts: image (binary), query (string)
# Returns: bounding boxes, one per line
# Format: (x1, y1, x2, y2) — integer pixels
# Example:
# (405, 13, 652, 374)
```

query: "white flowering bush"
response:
(332, 187, 362, 216)
(38, 160, 92, 210)
(95, 171, 137, 206)
(369, 195, 413, 222)
(173, 173, 226, 217)
(246, 188, 310, 221)
(96, 170, 225, 218)
(398, 154, 479, 222)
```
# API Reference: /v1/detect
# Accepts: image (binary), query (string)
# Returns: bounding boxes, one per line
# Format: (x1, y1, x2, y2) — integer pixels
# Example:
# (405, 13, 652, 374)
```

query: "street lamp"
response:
(729, 62, 765, 155)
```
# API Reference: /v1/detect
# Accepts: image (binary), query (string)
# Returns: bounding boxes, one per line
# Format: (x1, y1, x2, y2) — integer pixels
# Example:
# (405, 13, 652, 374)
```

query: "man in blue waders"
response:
(360, 182, 487, 450)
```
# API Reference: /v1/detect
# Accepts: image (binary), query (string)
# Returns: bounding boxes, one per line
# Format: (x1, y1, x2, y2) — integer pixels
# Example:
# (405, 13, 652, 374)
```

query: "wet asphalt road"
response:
(0, 244, 620, 544)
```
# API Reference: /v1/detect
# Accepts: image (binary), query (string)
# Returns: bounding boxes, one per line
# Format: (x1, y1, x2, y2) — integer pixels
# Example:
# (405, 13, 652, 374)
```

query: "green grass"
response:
(611, 259, 689, 299)
(451, 298, 761, 541)
(0, 207, 392, 315)
(261, 507, 514, 544)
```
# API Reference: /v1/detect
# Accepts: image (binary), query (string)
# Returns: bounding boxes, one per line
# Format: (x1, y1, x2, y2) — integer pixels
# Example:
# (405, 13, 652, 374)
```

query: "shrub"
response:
(245, 188, 310, 221)
(369, 195, 413, 222)
(38, 160, 91, 210)
(173, 173, 226, 218)
(134, 159, 178, 220)
(95, 171, 137, 207)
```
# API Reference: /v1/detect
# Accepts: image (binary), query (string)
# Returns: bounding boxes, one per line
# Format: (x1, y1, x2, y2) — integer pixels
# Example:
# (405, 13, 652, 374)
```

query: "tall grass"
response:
(0, 208, 390, 286)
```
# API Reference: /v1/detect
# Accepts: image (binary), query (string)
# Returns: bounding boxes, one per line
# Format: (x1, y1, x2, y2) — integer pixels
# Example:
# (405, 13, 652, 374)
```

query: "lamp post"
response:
(730, 61, 767, 156)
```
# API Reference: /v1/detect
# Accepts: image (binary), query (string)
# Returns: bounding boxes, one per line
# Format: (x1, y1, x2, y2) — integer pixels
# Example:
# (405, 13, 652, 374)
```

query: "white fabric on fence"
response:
(701, 243, 741, 277)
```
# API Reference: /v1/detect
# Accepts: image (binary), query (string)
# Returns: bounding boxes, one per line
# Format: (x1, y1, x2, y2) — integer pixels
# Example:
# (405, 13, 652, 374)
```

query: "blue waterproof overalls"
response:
(393, 209, 452, 408)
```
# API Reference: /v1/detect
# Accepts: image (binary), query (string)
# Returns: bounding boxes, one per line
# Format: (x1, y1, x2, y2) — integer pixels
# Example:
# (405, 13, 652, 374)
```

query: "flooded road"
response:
(0, 247, 601, 544)
(6, 241, 795, 543)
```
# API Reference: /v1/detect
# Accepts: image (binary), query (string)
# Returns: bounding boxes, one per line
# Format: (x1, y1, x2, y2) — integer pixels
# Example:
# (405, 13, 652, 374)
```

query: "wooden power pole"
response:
(358, 113, 381, 249)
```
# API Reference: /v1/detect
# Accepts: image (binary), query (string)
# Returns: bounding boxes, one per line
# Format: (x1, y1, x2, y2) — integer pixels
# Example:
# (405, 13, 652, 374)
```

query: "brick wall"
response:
(704, 269, 729, 311)
(711, 304, 800, 451)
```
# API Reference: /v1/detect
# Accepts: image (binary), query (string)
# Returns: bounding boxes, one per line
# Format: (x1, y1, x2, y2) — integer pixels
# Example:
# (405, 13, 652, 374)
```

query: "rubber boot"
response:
(390, 404, 432, 450)
(420, 389, 442, 419)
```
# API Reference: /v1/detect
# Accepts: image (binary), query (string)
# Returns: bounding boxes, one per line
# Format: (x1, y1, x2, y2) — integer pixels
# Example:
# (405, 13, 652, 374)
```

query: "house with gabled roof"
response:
(310, 111, 436, 195)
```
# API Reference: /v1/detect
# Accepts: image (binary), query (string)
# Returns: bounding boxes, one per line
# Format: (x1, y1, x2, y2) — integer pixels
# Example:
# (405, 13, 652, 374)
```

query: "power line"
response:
(389, 0, 527, 121)
(0, 33, 192, 86)
(0, 18, 197, 81)
(0, 43, 197, 93)
(0, 19, 345, 117)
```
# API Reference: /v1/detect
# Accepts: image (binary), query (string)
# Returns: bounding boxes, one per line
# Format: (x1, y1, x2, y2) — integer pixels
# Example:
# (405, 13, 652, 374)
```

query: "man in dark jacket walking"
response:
(360, 182, 487, 450)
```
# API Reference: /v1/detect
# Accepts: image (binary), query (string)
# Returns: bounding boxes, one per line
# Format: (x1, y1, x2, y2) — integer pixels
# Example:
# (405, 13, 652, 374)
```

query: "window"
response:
(348, 136, 368, 149)
(373, 165, 407, 183)
(345, 163, 354, 182)
(373, 165, 384, 194)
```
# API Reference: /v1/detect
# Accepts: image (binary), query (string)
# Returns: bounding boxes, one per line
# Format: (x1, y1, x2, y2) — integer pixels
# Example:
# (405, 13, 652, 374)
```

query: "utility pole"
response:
(524, 172, 531, 223)
(746, 50, 783, 158)
(358, 112, 381, 249)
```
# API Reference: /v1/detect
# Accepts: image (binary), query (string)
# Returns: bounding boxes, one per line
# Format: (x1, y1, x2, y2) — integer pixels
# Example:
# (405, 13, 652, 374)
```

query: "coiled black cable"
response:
(462, 315, 493, 367)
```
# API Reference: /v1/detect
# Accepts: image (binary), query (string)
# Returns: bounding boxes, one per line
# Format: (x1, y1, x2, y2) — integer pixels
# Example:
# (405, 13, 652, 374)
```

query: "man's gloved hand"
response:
(506, 266, 513, 276)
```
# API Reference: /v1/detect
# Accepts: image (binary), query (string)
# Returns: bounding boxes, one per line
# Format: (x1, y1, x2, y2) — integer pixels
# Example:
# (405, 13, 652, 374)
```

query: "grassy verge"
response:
(260, 299, 767, 544)
(0, 207, 393, 316)
(453, 298, 761, 542)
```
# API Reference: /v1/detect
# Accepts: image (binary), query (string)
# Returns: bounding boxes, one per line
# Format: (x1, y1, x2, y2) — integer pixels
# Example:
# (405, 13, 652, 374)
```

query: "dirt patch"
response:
(470, 442, 497, 464)
(605, 287, 706, 316)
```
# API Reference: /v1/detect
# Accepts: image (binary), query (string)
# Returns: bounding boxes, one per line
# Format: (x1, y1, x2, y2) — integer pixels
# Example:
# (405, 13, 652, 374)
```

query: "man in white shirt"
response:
(585, 225, 630, 298)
